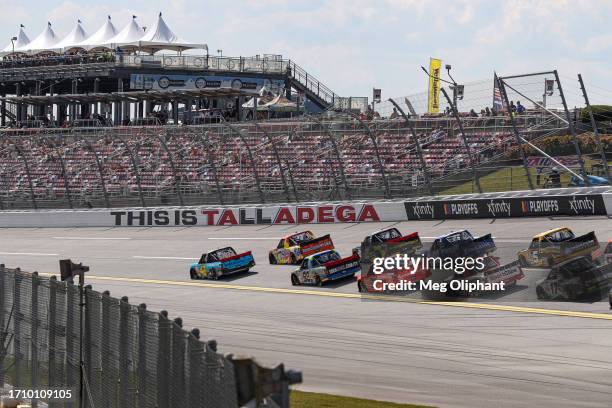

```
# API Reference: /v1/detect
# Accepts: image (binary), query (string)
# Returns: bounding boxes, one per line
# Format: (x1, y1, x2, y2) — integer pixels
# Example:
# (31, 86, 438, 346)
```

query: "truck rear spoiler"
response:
(219, 251, 253, 262)
(301, 234, 335, 255)
(561, 232, 599, 256)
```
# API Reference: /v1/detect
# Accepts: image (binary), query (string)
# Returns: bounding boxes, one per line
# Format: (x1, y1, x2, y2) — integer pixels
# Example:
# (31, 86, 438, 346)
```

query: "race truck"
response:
(460, 256, 525, 288)
(291, 250, 360, 286)
(352, 228, 422, 258)
(604, 240, 612, 265)
(428, 230, 496, 259)
(535, 256, 612, 301)
(355, 228, 427, 293)
(517, 227, 599, 268)
(269, 231, 334, 265)
(190, 247, 255, 280)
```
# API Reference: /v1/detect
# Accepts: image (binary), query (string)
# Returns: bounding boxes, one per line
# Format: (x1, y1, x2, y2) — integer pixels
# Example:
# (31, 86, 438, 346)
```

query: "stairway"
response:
(286, 60, 339, 110)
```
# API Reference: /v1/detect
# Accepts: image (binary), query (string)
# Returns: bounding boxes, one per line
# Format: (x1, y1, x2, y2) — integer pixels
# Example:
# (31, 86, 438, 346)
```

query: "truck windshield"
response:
(289, 231, 314, 246)
(211, 248, 237, 260)
(314, 251, 341, 264)
(374, 229, 401, 243)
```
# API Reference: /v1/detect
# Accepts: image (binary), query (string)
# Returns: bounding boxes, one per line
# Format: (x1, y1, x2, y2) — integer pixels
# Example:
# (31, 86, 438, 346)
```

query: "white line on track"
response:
(206, 237, 278, 240)
(133, 256, 196, 260)
(0, 252, 59, 256)
(52, 237, 132, 240)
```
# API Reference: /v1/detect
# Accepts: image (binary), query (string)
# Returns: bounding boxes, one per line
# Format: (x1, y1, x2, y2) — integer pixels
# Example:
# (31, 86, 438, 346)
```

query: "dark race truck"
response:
(536, 256, 612, 301)
(190, 247, 255, 280)
(291, 250, 360, 286)
(356, 228, 429, 293)
(518, 227, 600, 268)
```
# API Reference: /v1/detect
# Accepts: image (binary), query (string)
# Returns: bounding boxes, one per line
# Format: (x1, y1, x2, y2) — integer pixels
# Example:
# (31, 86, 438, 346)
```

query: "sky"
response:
(1, 0, 611, 107)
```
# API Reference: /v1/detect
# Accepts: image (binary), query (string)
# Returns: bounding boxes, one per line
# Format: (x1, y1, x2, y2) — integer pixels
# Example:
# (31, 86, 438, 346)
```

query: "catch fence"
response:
(0, 265, 300, 407)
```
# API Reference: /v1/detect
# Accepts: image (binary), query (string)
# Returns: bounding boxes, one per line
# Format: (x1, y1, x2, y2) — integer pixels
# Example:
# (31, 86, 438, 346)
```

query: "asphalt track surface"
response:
(1, 216, 611, 408)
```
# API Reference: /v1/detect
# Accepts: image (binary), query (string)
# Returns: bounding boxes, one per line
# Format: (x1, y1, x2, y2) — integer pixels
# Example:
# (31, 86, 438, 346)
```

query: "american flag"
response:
(493, 73, 504, 111)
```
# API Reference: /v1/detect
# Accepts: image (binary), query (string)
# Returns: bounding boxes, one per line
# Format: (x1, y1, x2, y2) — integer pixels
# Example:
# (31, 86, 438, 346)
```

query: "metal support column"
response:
(222, 120, 265, 203)
(81, 137, 111, 207)
(554, 70, 589, 185)
(497, 79, 534, 189)
(577, 73, 610, 181)
(157, 134, 184, 206)
(440, 87, 482, 193)
(199, 131, 224, 205)
(254, 122, 291, 202)
(389, 99, 433, 195)
(13, 141, 38, 209)
(116, 135, 146, 207)
(44, 137, 73, 208)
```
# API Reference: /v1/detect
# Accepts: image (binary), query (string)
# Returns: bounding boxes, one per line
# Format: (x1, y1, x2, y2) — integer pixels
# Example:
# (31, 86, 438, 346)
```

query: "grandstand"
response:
(1, 109, 585, 209)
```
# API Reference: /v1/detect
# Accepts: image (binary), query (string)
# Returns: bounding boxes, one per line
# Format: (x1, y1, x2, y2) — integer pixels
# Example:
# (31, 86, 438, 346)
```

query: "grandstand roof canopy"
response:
(54, 20, 88, 51)
(15, 22, 59, 54)
(2, 26, 30, 53)
(1, 13, 206, 56)
(77, 16, 118, 50)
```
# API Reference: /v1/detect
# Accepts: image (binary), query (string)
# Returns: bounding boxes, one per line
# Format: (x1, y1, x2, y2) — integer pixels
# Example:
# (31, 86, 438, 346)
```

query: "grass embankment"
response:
(442, 159, 599, 195)
(291, 391, 435, 408)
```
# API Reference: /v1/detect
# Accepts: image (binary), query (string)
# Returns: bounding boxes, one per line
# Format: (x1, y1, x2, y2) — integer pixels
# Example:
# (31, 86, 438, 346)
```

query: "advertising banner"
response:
(404, 194, 607, 220)
(427, 58, 442, 113)
(130, 74, 284, 94)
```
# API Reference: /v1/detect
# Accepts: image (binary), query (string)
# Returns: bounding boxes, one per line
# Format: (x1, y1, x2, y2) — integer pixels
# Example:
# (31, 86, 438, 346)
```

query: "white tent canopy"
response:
(2, 26, 30, 53)
(54, 20, 88, 51)
(120, 13, 206, 53)
(16, 22, 59, 53)
(105, 16, 143, 48)
(77, 16, 117, 50)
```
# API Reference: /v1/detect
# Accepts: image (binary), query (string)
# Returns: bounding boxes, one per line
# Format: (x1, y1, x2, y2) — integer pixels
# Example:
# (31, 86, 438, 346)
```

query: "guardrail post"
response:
(157, 310, 171, 408)
(12, 141, 38, 209)
(83, 285, 94, 408)
(118, 296, 130, 407)
(31, 272, 40, 408)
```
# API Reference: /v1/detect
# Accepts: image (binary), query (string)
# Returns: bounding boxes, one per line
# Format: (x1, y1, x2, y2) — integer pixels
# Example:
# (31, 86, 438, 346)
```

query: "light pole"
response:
(10, 36, 17, 53)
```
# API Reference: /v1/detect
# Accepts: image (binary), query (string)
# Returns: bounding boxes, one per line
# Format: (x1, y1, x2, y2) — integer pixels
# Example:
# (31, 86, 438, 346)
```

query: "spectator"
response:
(516, 100, 525, 114)
(389, 107, 399, 119)
(485, 107, 491, 116)
(469, 109, 478, 117)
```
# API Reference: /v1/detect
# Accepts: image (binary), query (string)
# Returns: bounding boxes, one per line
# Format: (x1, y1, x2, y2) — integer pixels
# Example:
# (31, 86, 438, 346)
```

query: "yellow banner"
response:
(427, 58, 442, 113)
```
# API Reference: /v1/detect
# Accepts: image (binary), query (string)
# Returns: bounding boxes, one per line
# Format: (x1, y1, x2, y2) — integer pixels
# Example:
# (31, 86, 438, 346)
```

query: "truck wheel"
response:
(291, 274, 300, 286)
(358, 281, 366, 293)
(547, 257, 555, 267)
(209, 270, 218, 280)
(519, 256, 528, 267)
(314, 275, 322, 287)
(190, 268, 197, 280)
(536, 286, 546, 300)
(269, 254, 277, 265)
(290, 254, 297, 265)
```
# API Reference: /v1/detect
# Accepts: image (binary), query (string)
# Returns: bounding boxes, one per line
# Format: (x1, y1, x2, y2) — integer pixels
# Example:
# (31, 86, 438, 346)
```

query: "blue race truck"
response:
(190, 247, 255, 280)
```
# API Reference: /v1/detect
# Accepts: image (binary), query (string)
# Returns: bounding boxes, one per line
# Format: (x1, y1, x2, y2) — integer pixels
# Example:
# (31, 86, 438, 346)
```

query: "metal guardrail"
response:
(0, 265, 301, 407)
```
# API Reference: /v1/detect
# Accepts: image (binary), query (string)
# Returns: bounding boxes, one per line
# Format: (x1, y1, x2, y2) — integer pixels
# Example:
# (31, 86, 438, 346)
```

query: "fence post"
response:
(577, 73, 610, 181)
(157, 310, 171, 408)
(13, 270, 23, 387)
(65, 282, 77, 408)
(31, 272, 40, 408)
(48, 276, 58, 407)
(554, 70, 590, 186)
(118, 296, 130, 407)
(137, 303, 148, 408)
(0, 265, 5, 388)
(171, 317, 186, 408)
(100, 291, 112, 408)
(188, 329, 203, 408)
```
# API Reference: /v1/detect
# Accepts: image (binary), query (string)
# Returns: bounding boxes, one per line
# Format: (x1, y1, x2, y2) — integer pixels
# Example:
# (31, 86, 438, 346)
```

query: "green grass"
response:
(441, 160, 599, 195)
(290, 391, 435, 408)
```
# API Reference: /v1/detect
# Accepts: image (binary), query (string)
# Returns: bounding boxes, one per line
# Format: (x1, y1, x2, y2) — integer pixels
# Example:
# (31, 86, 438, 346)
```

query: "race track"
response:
(1, 216, 611, 408)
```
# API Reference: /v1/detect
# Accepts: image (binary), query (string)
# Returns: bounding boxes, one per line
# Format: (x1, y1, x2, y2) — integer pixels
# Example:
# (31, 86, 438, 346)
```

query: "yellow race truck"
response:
(518, 227, 600, 268)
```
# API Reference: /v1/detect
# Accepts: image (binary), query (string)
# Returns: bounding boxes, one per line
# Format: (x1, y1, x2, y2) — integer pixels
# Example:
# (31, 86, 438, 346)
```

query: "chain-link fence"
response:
(0, 73, 610, 210)
(0, 265, 300, 407)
